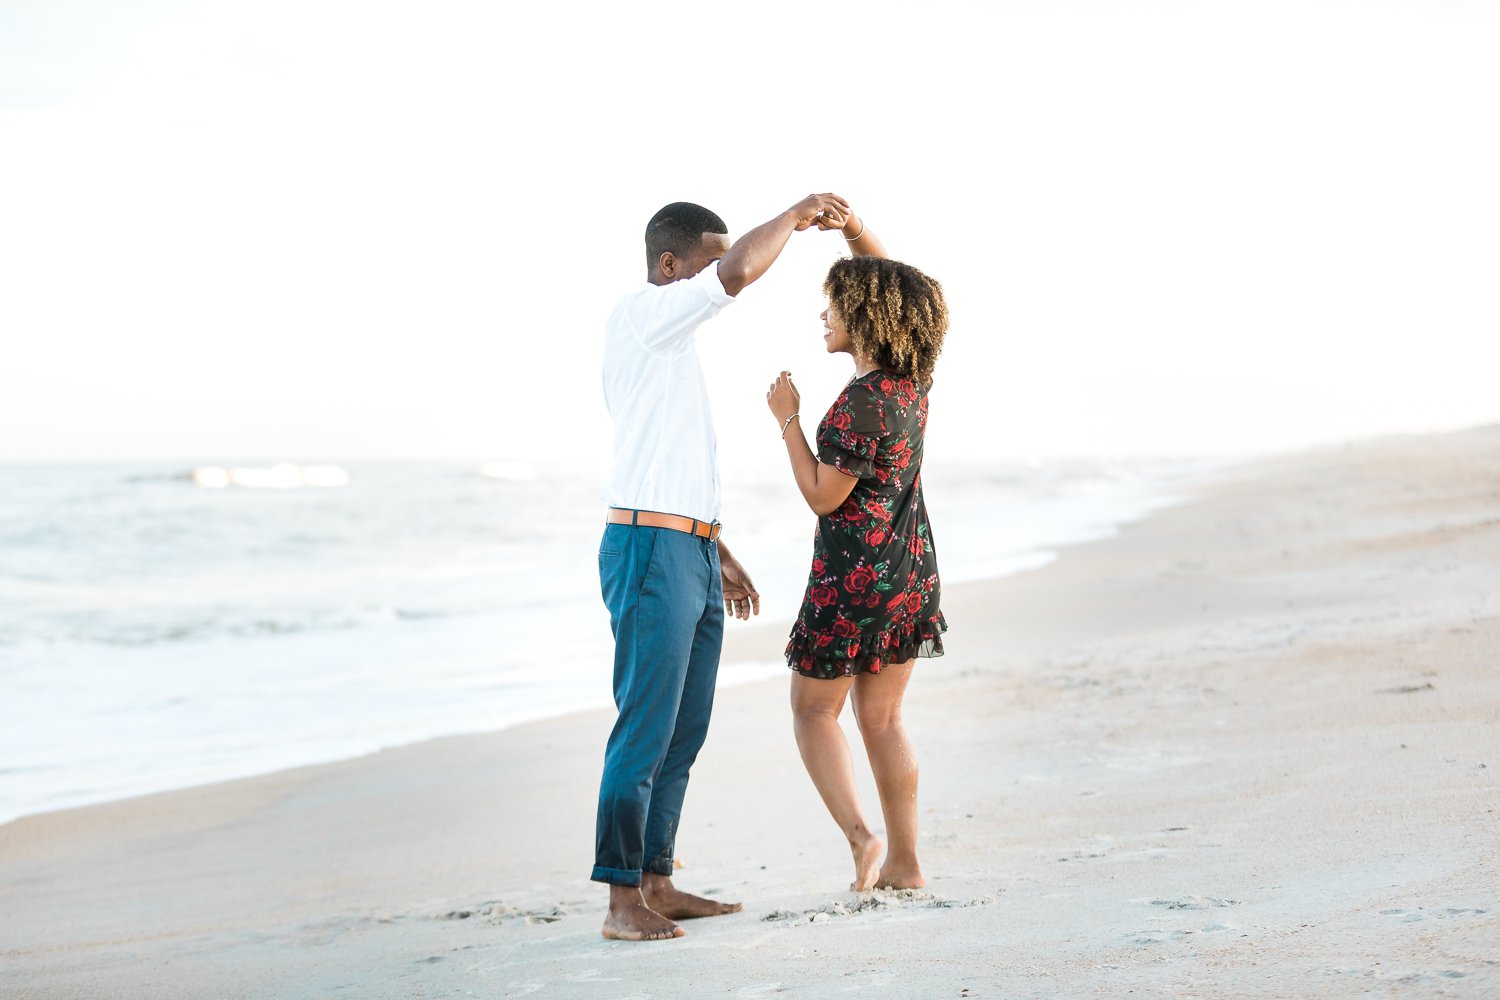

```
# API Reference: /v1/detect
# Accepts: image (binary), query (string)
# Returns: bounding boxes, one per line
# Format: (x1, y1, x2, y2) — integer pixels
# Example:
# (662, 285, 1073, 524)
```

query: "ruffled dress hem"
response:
(785, 612, 948, 680)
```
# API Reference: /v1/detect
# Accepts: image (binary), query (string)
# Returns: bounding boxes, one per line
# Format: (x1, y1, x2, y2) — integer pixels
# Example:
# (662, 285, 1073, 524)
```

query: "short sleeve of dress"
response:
(816, 381, 888, 480)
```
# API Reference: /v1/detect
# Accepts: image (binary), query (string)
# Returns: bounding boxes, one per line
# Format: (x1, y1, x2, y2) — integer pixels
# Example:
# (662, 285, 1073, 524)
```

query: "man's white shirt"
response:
(602, 262, 735, 524)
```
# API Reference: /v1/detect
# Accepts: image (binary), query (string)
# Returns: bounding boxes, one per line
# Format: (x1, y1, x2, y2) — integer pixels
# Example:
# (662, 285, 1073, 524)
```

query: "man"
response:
(595, 193, 851, 941)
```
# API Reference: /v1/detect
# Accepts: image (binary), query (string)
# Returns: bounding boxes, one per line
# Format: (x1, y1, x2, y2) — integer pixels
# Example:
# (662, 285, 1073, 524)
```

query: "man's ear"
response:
(657, 251, 678, 279)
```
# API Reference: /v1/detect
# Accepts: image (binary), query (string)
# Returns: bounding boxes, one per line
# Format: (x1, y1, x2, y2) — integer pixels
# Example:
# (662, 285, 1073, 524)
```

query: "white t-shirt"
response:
(602, 262, 735, 524)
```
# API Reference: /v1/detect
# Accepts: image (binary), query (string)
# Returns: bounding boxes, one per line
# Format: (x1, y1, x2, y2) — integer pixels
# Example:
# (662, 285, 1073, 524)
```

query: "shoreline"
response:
(0, 454, 1212, 829)
(3, 427, 1497, 998)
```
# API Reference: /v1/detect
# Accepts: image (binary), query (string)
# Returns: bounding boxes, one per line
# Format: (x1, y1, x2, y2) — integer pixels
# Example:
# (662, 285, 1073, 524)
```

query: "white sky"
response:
(2, 0, 1497, 467)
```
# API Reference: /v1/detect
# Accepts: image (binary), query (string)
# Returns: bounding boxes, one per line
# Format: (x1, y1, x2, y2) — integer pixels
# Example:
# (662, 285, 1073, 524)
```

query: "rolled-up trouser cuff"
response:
(591, 864, 642, 887)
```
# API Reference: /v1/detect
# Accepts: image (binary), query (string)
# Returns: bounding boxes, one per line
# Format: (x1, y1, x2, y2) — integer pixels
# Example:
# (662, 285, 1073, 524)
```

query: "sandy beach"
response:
(3, 427, 1498, 999)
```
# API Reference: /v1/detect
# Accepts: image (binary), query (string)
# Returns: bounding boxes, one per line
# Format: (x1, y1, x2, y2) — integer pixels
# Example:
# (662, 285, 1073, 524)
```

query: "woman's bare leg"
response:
(791, 673, 882, 890)
(851, 659, 925, 889)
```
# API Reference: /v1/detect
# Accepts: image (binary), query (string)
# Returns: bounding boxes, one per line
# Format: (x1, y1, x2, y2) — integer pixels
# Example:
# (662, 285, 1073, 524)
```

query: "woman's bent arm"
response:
(779, 415, 859, 516)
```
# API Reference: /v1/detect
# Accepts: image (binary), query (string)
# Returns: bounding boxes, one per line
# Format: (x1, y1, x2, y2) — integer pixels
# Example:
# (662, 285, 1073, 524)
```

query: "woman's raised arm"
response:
(830, 209, 889, 260)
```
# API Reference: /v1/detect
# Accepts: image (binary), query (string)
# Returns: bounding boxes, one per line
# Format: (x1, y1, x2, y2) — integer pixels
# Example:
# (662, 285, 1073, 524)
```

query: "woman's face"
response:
(821, 302, 853, 355)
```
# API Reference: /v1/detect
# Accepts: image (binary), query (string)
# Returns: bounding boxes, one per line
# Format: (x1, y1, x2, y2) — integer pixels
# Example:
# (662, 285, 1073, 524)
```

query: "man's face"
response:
(671, 232, 731, 281)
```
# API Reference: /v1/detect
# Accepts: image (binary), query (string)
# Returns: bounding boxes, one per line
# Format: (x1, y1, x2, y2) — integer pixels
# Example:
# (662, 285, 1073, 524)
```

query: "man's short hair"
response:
(645, 202, 728, 264)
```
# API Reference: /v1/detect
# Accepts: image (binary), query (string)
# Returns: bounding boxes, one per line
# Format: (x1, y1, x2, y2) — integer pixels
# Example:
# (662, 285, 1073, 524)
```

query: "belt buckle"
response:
(708, 521, 722, 542)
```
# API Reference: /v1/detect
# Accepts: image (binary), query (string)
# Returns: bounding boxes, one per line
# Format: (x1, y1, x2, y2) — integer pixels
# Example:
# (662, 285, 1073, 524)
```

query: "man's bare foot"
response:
(850, 834, 884, 891)
(642, 874, 742, 920)
(601, 886, 685, 941)
(874, 861, 926, 890)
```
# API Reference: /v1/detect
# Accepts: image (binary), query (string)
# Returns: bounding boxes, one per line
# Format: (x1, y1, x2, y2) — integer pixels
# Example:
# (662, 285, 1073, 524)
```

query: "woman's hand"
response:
(790, 193, 851, 232)
(814, 205, 847, 232)
(768, 371, 860, 515)
(767, 371, 801, 427)
(819, 205, 885, 257)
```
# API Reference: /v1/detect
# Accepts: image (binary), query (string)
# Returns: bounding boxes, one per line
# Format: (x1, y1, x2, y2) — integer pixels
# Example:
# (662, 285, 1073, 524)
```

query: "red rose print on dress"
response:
(838, 496, 860, 518)
(845, 565, 877, 594)
(785, 370, 948, 678)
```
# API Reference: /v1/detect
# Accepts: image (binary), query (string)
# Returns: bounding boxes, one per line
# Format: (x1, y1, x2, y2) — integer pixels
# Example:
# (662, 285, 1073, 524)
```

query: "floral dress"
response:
(786, 370, 947, 679)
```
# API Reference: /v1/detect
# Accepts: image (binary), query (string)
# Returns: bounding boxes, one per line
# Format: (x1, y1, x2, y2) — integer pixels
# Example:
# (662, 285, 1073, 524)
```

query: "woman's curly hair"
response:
(824, 256, 948, 388)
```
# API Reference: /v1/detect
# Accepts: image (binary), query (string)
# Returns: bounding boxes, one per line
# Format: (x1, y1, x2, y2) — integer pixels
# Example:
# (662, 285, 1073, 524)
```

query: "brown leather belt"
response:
(606, 507, 721, 541)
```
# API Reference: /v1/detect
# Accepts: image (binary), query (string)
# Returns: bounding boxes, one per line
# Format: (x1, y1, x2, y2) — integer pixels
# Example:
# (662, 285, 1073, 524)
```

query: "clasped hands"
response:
(790, 192, 854, 233)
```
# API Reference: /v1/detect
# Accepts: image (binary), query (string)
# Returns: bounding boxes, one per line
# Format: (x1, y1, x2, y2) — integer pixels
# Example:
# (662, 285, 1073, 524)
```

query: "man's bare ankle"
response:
(608, 883, 647, 911)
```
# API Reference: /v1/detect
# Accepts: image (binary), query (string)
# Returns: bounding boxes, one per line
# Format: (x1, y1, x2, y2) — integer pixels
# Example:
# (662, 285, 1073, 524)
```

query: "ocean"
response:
(0, 456, 1210, 825)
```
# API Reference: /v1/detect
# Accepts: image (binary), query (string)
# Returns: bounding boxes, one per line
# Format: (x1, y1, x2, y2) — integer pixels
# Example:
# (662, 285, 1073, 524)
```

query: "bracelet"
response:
(842, 219, 865, 241)
(780, 413, 800, 438)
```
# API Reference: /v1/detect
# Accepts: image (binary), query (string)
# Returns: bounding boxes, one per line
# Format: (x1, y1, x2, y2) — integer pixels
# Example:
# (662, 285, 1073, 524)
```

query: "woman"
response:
(766, 207, 948, 892)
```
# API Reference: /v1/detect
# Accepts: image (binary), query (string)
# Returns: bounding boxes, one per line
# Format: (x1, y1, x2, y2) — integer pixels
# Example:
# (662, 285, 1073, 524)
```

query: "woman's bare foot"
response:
(601, 886, 685, 941)
(850, 833, 884, 891)
(642, 874, 742, 920)
(874, 860, 926, 890)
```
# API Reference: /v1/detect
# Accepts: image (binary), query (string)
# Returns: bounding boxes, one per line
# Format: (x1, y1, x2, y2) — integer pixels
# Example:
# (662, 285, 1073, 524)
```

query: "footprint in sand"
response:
(842, 969, 897, 991)
(1125, 897, 1241, 946)
(760, 890, 996, 926)
(1380, 907, 1488, 924)
(1135, 895, 1240, 910)
(1125, 923, 1236, 946)
(1334, 966, 1472, 986)
(439, 900, 583, 926)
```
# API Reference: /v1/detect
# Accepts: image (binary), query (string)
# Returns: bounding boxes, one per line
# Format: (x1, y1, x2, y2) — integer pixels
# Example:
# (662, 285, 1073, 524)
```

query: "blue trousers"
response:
(592, 522, 724, 886)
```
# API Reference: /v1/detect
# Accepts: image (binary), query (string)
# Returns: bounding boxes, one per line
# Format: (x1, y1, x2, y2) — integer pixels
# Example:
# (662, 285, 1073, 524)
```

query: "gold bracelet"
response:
(780, 413, 799, 438)
(842, 219, 864, 241)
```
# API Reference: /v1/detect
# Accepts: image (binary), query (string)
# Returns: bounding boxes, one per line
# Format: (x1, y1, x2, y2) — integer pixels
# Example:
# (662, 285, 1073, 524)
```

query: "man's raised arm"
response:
(716, 193, 851, 297)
